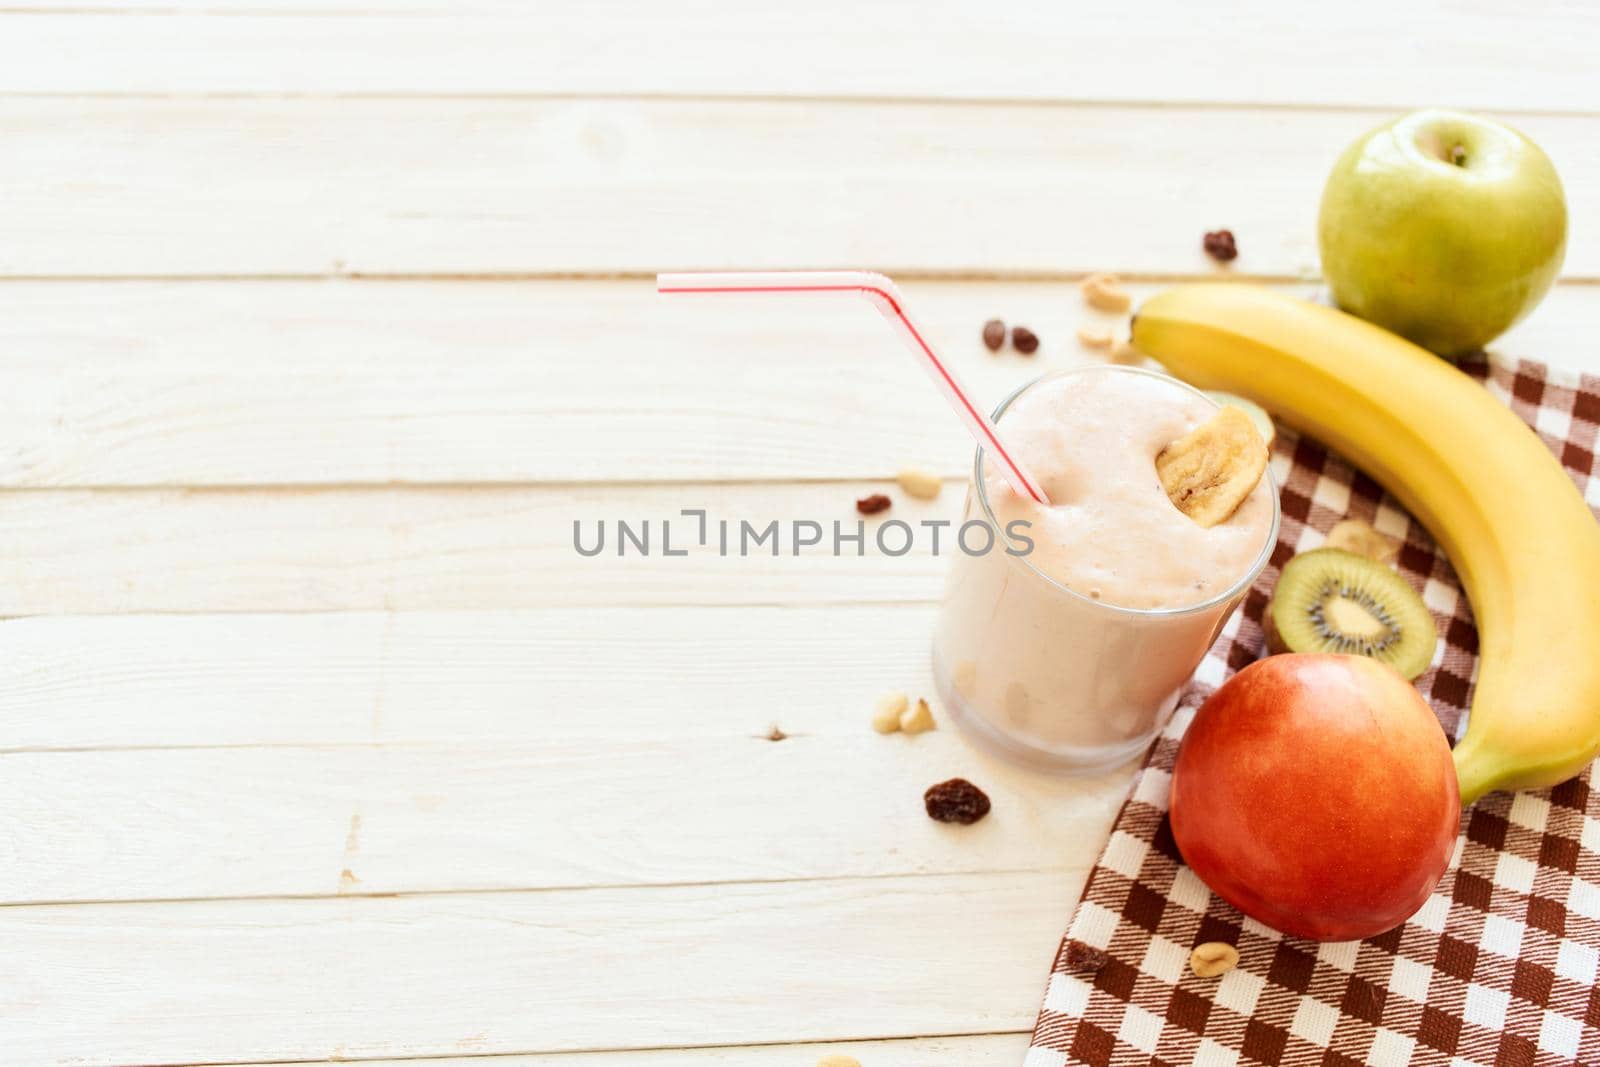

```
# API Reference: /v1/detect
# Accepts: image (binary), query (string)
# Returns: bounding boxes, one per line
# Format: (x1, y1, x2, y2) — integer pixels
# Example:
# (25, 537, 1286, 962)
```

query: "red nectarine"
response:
(1170, 653, 1459, 941)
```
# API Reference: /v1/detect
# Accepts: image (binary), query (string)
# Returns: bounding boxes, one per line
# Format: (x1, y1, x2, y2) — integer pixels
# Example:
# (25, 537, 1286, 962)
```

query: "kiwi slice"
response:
(1267, 547, 1437, 680)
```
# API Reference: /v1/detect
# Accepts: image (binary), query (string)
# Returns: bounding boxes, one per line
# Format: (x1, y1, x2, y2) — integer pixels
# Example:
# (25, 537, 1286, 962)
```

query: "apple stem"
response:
(1449, 144, 1467, 167)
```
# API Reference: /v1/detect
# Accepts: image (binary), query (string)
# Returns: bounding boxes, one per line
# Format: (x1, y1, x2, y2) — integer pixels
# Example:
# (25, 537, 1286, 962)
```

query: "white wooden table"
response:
(2, 4, 1596, 1064)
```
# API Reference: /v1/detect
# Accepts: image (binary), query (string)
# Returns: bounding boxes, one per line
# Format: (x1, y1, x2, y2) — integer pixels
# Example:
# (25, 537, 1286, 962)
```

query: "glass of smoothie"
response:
(932, 363, 1280, 774)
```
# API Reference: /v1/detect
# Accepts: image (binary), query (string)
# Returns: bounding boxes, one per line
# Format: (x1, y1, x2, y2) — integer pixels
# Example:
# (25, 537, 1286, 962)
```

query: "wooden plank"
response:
(0, 4, 1594, 113)
(193, 1034, 1029, 1067)
(0, 278, 1060, 486)
(0, 280, 1596, 489)
(0, 736, 1122, 904)
(1, 871, 1071, 1065)
(0, 99, 1596, 279)
(0, 606, 943, 749)
(26, 1, 530, 8)
(0, 480, 975, 614)
(0, 607, 1131, 904)
(200, 1035, 1031, 1067)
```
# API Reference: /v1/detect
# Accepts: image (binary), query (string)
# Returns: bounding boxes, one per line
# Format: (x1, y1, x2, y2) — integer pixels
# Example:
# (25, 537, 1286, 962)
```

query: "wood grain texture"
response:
(0, 280, 1597, 489)
(0, 602, 1139, 902)
(194, 1034, 1030, 1067)
(0, 736, 1122, 903)
(0, 607, 1131, 904)
(0, 606, 943, 749)
(0, 278, 1064, 486)
(2, 871, 1071, 1066)
(0, 3, 1594, 112)
(0, 99, 1596, 278)
(0, 480, 980, 614)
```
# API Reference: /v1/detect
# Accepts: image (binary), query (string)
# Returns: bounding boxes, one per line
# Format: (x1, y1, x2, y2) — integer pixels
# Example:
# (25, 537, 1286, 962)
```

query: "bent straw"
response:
(656, 270, 1049, 504)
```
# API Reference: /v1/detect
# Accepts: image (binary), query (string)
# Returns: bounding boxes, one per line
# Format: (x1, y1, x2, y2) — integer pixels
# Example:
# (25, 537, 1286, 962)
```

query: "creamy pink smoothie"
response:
(933, 365, 1278, 772)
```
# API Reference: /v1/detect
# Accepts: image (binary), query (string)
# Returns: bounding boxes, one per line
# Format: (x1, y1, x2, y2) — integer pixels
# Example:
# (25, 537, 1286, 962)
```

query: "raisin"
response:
(855, 493, 892, 515)
(923, 777, 991, 824)
(1064, 940, 1109, 973)
(1203, 229, 1238, 262)
(1011, 326, 1040, 355)
(982, 318, 1006, 351)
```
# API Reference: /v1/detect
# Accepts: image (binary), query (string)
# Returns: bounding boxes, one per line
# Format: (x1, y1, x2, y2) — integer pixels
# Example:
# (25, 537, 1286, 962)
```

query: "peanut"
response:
(1081, 272, 1132, 313)
(900, 697, 936, 734)
(872, 691, 908, 734)
(896, 467, 943, 500)
(1109, 340, 1145, 366)
(1189, 941, 1240, 978)
(1076, 326, 1115, 350)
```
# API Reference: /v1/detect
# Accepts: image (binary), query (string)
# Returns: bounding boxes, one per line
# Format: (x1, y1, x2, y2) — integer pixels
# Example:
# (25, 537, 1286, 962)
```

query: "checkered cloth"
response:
(1027, 356, 1600, 1067)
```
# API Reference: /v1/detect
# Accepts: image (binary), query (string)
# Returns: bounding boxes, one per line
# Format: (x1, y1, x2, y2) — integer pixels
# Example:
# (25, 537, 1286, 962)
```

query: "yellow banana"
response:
(1132, 283, 1600, 804)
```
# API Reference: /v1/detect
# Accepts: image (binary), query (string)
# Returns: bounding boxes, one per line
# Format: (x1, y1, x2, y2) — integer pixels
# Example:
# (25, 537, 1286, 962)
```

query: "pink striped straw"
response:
(655, 271, 1049, 504)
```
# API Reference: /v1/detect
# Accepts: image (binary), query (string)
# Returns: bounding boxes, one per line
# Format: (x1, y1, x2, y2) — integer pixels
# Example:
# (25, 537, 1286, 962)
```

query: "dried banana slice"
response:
(1325, 518, 1401, 565)
(1156, 406, 1268, 527)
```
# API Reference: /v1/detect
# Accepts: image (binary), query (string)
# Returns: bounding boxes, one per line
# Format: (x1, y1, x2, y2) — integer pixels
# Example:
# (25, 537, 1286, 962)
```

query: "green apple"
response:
(1318, 109, 1566, 357)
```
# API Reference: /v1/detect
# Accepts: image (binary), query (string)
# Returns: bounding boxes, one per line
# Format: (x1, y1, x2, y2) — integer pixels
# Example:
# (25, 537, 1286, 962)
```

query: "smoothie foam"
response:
(984, 369, 1275, 610)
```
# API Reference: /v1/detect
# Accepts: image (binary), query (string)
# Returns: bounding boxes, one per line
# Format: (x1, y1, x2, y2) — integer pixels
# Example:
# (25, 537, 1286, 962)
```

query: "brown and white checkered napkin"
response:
(1027, 356, 1600, 1067)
